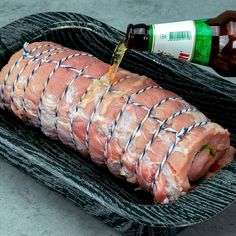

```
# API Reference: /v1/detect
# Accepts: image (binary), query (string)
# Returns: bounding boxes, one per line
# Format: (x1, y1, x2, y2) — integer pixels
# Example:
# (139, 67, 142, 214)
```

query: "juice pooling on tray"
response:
(126, 11, 236, 77)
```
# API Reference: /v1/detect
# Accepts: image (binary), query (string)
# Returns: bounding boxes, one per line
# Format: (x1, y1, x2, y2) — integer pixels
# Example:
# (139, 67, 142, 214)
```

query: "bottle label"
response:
(149, 19, 212, 65)
(192, 19, 212, 65)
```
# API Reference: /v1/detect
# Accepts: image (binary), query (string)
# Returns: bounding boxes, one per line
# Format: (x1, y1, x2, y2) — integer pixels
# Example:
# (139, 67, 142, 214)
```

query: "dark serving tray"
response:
(0, 12, 235, 236)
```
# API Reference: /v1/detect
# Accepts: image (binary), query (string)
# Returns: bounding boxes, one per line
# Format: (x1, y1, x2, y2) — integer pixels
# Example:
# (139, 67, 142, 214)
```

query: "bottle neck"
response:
(126, 24, 150, 51)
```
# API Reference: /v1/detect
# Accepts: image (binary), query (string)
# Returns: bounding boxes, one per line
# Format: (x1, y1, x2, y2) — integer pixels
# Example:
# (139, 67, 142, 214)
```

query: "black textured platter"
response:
(0, 12, 236, 236)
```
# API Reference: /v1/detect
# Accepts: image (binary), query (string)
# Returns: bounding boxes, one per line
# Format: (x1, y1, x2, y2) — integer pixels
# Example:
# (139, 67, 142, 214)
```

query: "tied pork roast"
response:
(0, 41, 234, 203)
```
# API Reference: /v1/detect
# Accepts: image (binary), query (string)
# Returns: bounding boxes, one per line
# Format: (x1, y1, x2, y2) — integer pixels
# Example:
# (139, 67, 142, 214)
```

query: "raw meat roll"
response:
(0, 41, 234, 203)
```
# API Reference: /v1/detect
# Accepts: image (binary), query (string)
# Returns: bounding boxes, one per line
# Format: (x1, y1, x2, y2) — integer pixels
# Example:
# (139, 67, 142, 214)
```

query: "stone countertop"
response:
(0, 0, 235, 235)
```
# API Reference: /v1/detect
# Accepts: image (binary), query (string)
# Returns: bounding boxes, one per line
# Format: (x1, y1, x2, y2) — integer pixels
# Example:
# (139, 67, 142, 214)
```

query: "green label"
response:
(191, 19, 212, 65)
(148, 25, 154, 51)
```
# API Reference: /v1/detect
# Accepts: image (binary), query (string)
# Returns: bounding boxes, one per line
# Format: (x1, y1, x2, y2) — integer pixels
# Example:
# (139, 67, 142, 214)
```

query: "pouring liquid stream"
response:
(108, 40, 128, 84)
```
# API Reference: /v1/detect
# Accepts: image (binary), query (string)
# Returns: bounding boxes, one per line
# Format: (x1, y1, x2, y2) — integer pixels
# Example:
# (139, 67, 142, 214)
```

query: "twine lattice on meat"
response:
(10, 43, 210, 195)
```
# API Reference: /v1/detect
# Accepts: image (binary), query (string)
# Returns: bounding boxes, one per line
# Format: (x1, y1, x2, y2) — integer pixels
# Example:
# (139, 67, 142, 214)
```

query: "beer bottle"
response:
(126, 11, 236, 77)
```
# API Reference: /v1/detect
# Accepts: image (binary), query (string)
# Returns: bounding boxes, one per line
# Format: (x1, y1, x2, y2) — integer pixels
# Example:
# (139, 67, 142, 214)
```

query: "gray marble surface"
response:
(0, 0, 235, 235)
